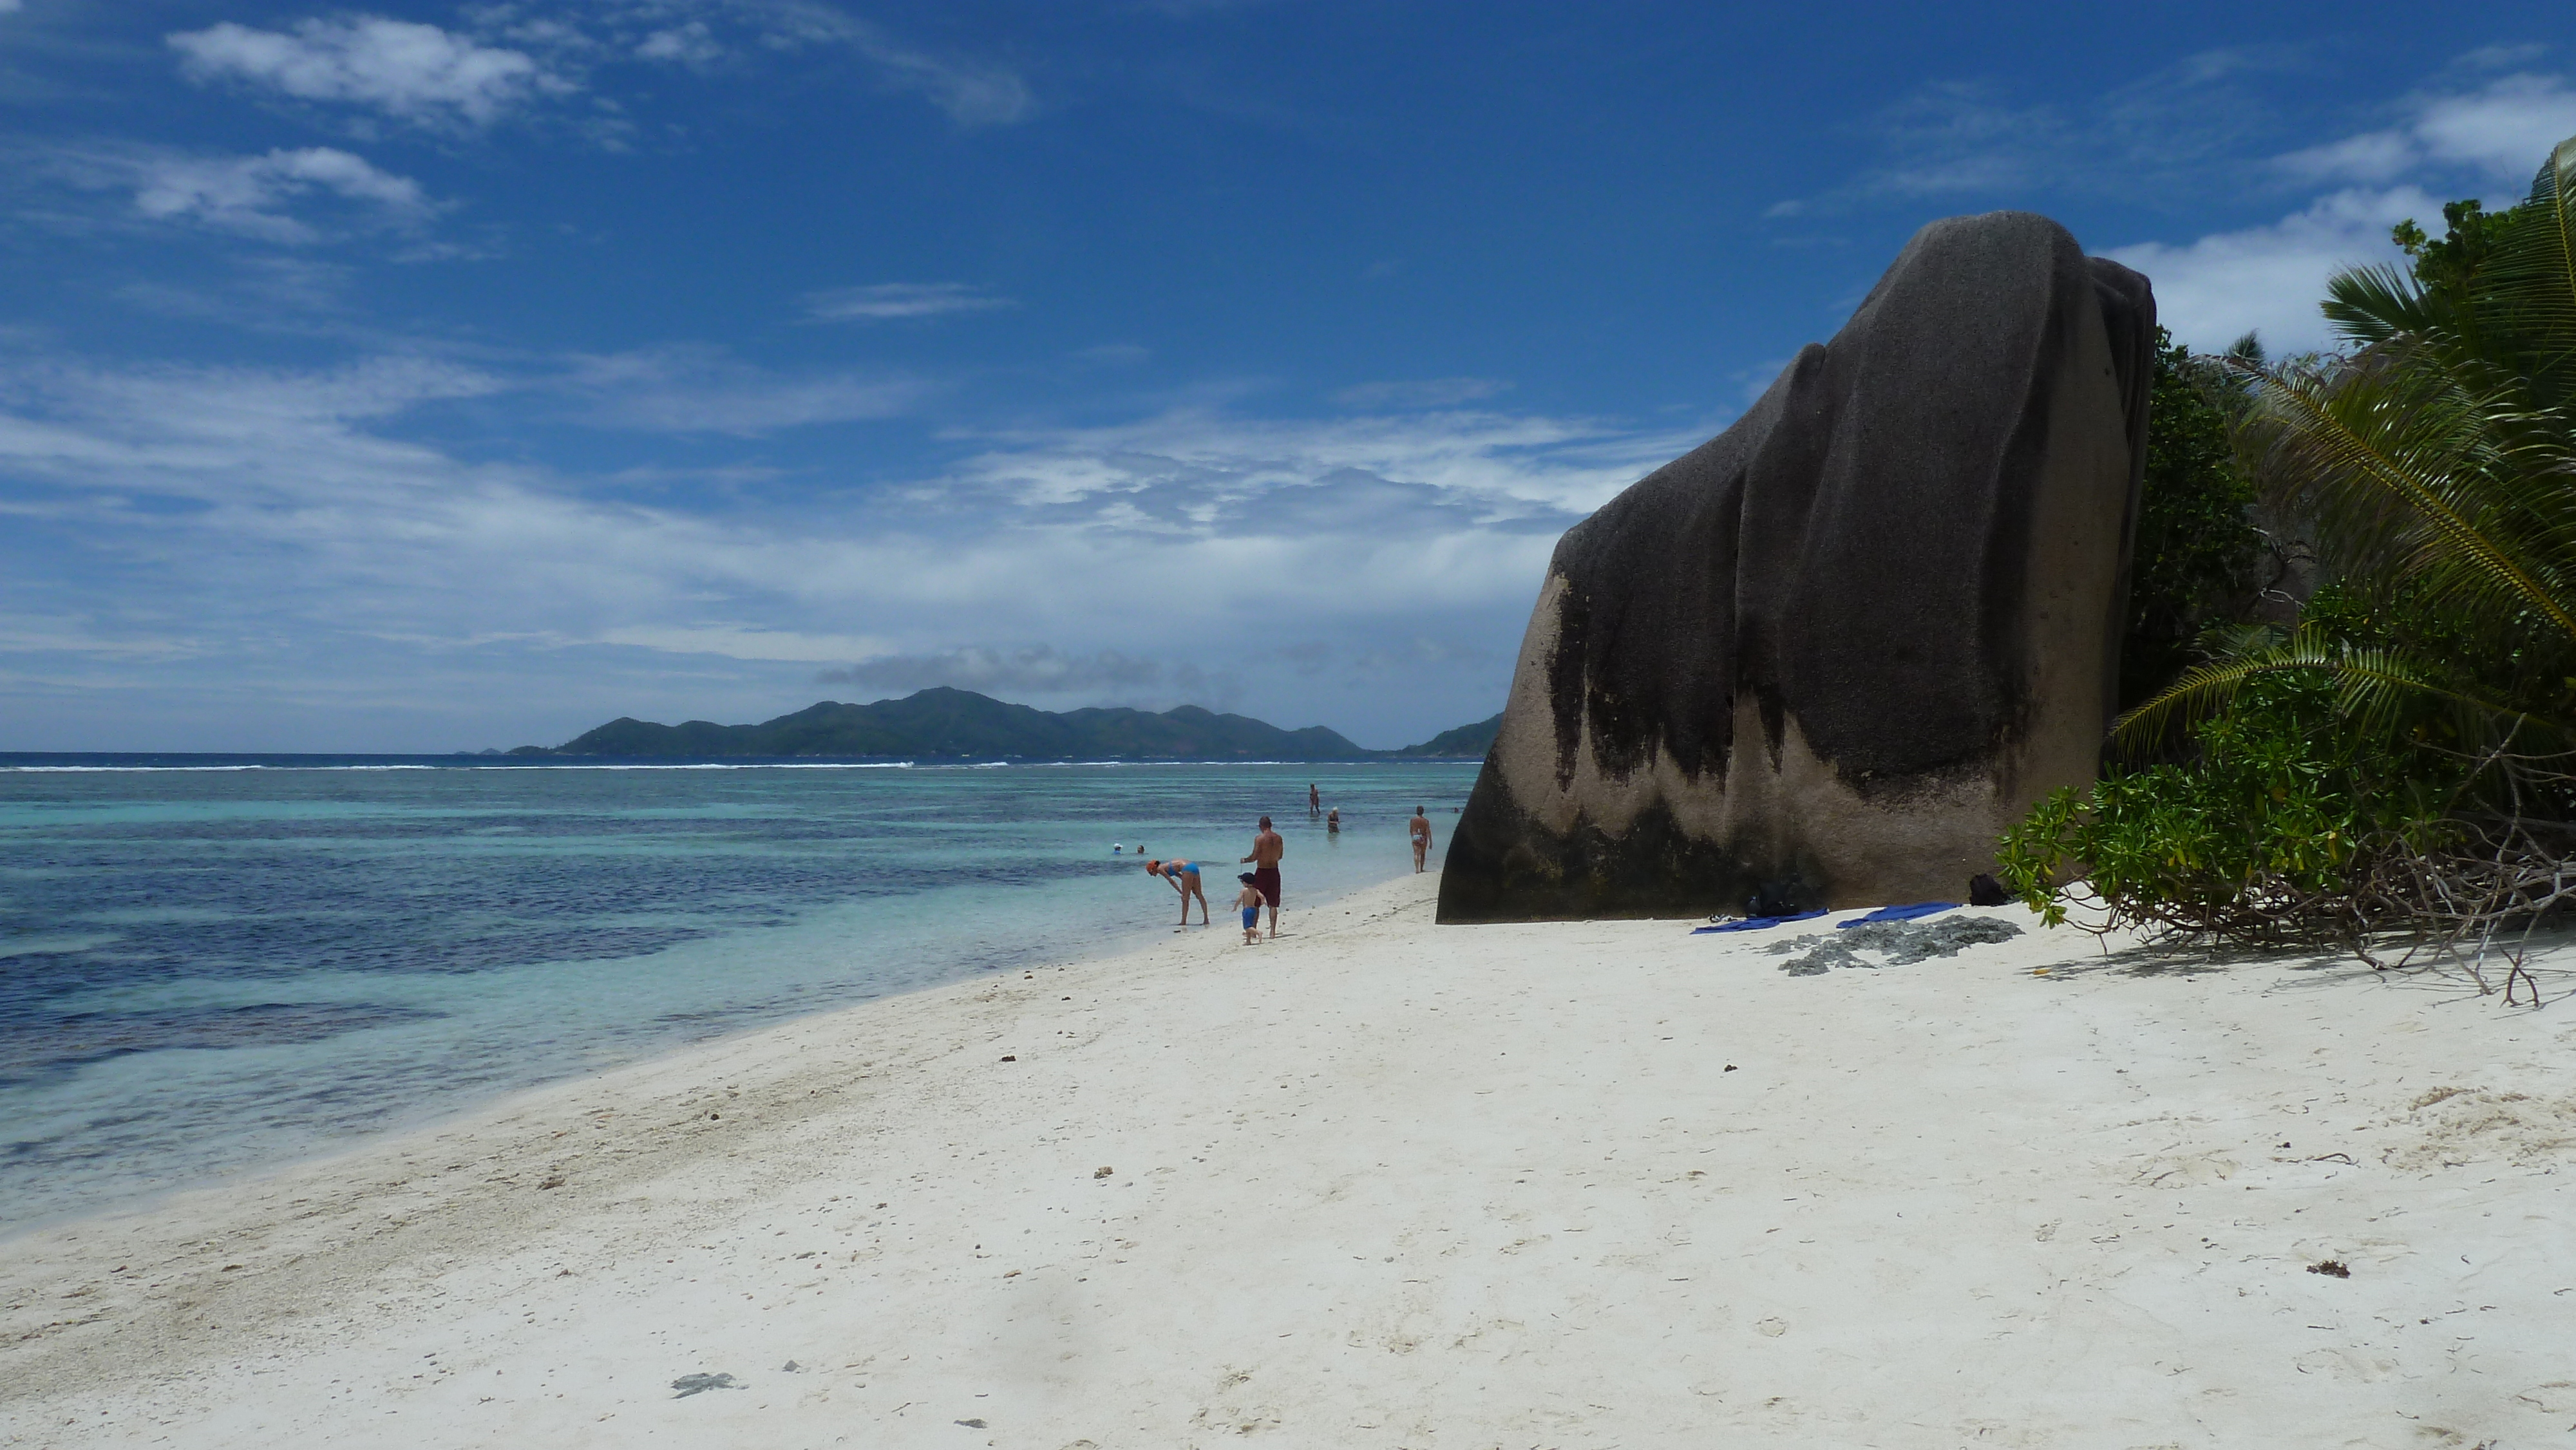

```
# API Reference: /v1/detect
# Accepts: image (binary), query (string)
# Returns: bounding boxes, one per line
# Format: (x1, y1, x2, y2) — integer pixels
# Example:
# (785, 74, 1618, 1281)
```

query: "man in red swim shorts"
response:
(1240, 814, 1284, 939)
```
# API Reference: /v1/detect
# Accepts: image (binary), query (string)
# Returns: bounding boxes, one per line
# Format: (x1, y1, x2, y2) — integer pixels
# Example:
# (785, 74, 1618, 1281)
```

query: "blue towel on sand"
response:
(1837, 901, 1957, 927)
(1692, 909, 1829, 934)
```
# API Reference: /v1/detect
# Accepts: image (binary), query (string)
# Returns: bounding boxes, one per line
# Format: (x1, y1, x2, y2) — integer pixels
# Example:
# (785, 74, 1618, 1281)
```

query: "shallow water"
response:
(0, 758, 1475, 1227)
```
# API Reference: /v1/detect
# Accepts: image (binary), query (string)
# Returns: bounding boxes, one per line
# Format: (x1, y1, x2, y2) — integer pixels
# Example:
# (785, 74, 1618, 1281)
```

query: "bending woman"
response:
(1146, 858, 1209, 926)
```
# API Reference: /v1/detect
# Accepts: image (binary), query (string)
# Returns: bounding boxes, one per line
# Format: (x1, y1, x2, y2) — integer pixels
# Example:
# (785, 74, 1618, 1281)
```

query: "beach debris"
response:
(956, 1418, 988, 1428)
(781, 1360, 800, 1372)
(999, 1055, 1016, 1062)
(1769, 917, 2024, 976)
(1723, 1064, 1738, 1072)
(670, 1373, 740, 1397)
(1094, 1166, 1114, 1179)
(2307, 1259, 2351, 1278)
(538, 1175, 564, 1189)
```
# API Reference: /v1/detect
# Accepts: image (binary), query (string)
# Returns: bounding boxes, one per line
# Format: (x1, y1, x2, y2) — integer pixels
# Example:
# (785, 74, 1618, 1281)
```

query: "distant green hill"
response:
(1396, 711, 1502, 758)
(528, 687, 1379, 760)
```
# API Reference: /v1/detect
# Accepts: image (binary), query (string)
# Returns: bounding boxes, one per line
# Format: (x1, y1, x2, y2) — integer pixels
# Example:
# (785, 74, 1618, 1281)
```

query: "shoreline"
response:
(0, 848, 1428, 1238)
(6, 873, 2574, 1447)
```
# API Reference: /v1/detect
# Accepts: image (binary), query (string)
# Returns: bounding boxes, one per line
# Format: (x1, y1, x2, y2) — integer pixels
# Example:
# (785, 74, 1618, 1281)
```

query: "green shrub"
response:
(1999, 670, 2461, 948)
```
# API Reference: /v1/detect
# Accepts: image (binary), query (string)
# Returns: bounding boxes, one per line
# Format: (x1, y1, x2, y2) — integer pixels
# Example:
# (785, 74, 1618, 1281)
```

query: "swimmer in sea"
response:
(1146, 858, 1209, 926)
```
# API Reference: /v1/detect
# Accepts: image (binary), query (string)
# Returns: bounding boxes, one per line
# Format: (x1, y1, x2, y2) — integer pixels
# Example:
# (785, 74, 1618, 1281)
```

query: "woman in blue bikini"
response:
(1145, 858, 1209, 926)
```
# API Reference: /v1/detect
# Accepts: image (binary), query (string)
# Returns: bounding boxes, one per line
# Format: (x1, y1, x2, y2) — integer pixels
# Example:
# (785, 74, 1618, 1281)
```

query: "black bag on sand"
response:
(1967, 872, 2012, 907)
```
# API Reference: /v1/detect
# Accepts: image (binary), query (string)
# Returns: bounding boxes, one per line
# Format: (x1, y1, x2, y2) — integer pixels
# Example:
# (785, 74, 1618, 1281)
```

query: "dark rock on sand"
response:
(1439, 211, 2153, 922)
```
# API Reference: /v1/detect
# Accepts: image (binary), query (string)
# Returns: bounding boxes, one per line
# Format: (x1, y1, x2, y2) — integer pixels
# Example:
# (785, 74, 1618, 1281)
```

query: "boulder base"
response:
(1438, 211, 2154, 923)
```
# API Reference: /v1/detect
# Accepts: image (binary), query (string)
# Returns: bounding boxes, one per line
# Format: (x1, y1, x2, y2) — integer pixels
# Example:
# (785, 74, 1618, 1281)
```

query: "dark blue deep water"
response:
(0, 758, 1475, 1227)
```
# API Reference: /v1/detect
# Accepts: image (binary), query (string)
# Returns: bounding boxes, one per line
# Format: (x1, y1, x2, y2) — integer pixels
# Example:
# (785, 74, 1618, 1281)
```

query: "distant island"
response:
(512, 688, 1503, 762)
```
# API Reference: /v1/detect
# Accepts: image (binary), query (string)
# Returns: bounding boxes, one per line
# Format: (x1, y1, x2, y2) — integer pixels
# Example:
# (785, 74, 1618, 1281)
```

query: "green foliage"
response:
(2121, 326, 2261, 710)
(2000, 672, 2460, 945)
(2012, 134, 2576, 951)
(2123, 137, 2576, 773)
(2391, 198, 2523, 303)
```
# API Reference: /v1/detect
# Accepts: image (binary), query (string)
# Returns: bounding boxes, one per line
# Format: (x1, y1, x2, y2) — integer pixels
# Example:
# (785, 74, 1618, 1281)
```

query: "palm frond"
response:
(2112, 628, 2539, 754)
(2254, 357, 2576, 645)
(2322, 263, 2453, 348)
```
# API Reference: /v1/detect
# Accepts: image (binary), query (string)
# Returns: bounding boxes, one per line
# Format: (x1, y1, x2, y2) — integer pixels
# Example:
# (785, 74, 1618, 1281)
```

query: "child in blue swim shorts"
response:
(1235, 873, 1265, 945)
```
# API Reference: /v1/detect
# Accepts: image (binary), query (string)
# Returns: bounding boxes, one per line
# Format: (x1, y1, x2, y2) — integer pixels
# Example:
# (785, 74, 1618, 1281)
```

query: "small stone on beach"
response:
(1094, 1166, 1113, 1178)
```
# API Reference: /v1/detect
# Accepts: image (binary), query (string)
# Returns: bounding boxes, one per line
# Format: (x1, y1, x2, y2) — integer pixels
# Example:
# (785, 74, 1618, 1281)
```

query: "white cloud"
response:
(34, 144, 437, 245)
(2272, 131, 2417, 184)
(160, 6, 1028, 140)
(0, 348, 1687, 744)
(2110, 62, 2576, 355)
(2276, 72, 2576, 185)
(133, 147, 433, 243)
(944, 406, 1697, 529)
(635, 23, 722, 65)
(804, 282, 1014, 321)
(2412, 72, 2576, 176)
(169, 15, 569, 129)
(2103, 187, 2432, 353)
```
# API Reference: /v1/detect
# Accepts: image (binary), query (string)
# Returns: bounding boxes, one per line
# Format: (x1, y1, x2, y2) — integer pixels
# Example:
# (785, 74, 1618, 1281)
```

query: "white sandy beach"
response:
(6, 871, 2574, 1449)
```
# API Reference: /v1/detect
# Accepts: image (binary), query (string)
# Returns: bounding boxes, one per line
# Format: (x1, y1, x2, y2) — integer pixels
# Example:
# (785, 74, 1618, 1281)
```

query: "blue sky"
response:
(4, 2, 2574, 751)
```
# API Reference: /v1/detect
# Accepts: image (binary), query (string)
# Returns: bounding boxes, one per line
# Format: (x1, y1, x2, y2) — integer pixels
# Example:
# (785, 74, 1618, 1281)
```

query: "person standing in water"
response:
(1308, 782, 1321, 818)
(1146, 858, 1209, 926)
(1240, 816, 1284, 938)
(1409, 805, 1433, 872)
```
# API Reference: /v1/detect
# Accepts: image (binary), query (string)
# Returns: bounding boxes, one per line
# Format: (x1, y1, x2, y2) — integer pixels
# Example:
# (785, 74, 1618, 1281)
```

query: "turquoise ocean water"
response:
(0, 758, 1477, 1229)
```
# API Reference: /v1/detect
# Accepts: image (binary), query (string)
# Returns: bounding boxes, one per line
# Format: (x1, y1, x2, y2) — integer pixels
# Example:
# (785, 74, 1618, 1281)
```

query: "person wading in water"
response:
(1240, 816, 1284, 939)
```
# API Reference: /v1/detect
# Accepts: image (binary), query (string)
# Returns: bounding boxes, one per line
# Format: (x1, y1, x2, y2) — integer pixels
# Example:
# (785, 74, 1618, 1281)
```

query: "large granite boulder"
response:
(1438, 211, 2154, 923)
